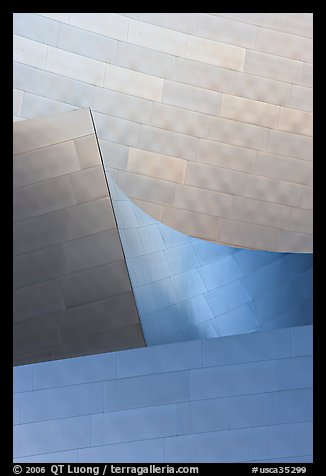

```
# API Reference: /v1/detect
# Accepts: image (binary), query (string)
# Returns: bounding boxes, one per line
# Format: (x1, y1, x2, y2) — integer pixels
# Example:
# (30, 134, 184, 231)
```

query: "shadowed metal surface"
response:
(106, 172, 312, 346)
(13, 109, 145, 366)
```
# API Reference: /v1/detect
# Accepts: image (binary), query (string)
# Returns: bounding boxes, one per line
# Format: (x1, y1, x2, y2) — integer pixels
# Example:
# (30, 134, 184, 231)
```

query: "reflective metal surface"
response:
(13, 109, 145, 365)
(13, 325, 313, 462)
(107, 174, 312, 346)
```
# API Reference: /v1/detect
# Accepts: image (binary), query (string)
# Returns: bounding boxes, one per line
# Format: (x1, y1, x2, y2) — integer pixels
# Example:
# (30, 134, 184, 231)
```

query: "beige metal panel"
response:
(104, 64, 163, 102)
(13, 109, 93, 155)
(116, 171, 175, 206)
(299, 186, 313, 210)
(74, 135, 101, 170)
(128, 19, 187, 56)
(263, 13, 313, 38)
(185, 162, 244, 195)
(266, 130, 313, 162)
(219, 218, 281, 251)
(12, 13, 313, 253)
(13, 175, 77, 221)
(139, 125, 198, 161)
(92, 112, 141, 148)
(21, 92, 75, 119)
(279, 108, 313, 136)
(99, 140, 129, 171)
(57, 23, 117, 64)
(13, 35, 47, 69)
(218, 218, 246, 247)
(289, 209, 313, 235)
(221, 94, 279, 128)
(46, 46, 105, 87)
(208, 116, 268, 150)
(115, 41, 174, 80)
(232, 196, 291, 230)
(198, 13, 257, 48)
(243, 175, 302, 208)
(240, 222, 281, 251)
(290, 86, 313, 113)
(32, 69, 94, 109)
(162, 206, 220, 242)
(70, 166, 108, 203)
(230, 71, 291, 106)
(137, 13, 198, 34)
(173, 184, 234, 218)
(255, 152, 312, 186)
(149, 103, 209, 138)
(92, 86, 152, 123)
(69, 13, 129, 41)
(300, 63, 313, 88)
(256, 28, 313, 62)
(169, 56, 234, 94)
(277, 230, 313, 253)
(244, 50, 302, 84)
(127, 148, 187, 184)
(212, 13, 267, 27)
(13, 140, 80, 188)
(162, 80, 220, 115)
(197, 139, 255, 173)
(186, 35, 245, 71)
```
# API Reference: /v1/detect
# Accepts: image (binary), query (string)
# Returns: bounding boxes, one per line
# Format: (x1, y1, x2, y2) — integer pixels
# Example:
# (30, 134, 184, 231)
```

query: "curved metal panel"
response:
(107, 173, 312, 346)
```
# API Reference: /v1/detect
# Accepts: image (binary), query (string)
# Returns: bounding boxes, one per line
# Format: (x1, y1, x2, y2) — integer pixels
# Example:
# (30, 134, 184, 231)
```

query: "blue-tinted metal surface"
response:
(13, 325, 313, 463)
(106, 173, 312, 346)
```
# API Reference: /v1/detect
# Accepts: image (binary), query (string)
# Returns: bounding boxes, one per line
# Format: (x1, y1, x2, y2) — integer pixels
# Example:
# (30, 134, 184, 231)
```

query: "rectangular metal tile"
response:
(104, 371, 189, 411)
(190, 360, 279, 400)
(60, 260, 131, 308)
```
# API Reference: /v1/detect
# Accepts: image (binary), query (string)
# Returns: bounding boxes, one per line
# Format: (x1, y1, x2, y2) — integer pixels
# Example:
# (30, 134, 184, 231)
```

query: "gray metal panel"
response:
(13, 280, 65, 323)
(60, 260, 131, 308)
(13, 109, 144, 365)
(62, 229, 123, 273)
(13, 245, 67, 289)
